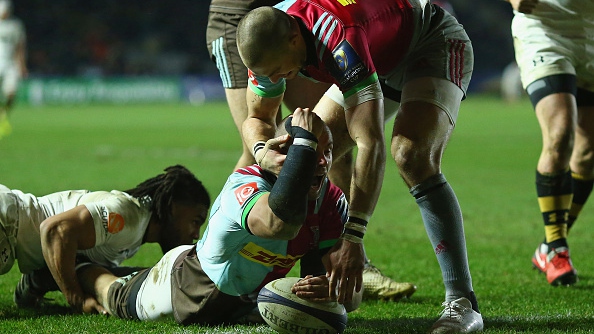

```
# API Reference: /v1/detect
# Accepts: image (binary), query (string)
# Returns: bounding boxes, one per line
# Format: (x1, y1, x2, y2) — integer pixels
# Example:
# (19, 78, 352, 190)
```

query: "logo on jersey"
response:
(107, 213, 125, 234)
(336, 0, 356, 5)
(329, 40, 368, 91)
(235, 182, 259, 205)
(334, 49, 348, 71)
(239, 242, 300, 268)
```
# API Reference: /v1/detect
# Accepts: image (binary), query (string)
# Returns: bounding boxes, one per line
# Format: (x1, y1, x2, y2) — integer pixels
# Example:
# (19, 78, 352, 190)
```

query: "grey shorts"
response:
(382, 4, 474, 97)
(206, 11, 250, 89)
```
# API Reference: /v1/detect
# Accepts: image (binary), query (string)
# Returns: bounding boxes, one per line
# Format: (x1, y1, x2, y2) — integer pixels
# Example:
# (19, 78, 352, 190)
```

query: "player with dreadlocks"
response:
(0, 165, 210, 314)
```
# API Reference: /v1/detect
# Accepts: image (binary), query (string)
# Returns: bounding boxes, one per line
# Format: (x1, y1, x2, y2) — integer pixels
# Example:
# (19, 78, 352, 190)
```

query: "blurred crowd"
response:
(19, 0, 211, 77)
(17, 0, 514, 89)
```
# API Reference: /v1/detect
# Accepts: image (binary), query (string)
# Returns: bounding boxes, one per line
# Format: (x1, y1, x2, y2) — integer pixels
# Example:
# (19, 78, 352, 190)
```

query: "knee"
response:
(547, 129, 573, 155)
(391, 138, 439, 183)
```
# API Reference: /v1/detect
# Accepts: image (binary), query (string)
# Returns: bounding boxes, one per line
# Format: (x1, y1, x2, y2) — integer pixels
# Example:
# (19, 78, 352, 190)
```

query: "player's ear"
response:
(287, 16, 302, 47)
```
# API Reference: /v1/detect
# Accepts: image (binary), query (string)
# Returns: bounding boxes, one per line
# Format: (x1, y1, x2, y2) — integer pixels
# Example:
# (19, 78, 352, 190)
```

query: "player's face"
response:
(308, 128, 333, 199)
(253, 52, 305, 84)
(158, 202, 208, 253)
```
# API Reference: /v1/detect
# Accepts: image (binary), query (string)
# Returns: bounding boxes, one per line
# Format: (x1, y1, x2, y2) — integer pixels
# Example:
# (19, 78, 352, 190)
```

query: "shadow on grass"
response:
(572, 274, 593, 290)
(0, 303, 72, 319)
(349, 315, 594, 333)
(348, 317, 436, 333)
(485, 315, 594, 332)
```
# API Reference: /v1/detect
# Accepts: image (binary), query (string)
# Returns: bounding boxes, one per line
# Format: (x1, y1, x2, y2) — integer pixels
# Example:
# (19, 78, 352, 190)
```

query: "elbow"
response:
(39, 219, 56, 244)
(39, 218, 67, 248)
(266, 219, 302, 240)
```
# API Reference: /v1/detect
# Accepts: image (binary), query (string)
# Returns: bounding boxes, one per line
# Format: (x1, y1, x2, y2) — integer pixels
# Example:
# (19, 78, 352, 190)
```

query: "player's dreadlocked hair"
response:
(124, 165, 210, 225)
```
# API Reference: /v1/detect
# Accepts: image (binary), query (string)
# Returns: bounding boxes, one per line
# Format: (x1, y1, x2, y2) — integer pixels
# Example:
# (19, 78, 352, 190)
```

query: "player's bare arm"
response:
(344, 99, 386, 218)
(40, 205, 105, 314)
(247, 191, 302, 240)
(247, 108, 319, 239)
(324, 99, 385, 304)
(243, 90, 286, 173)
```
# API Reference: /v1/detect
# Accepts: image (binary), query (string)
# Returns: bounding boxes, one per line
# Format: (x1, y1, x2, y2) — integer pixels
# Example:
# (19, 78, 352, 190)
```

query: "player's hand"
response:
(322, 238, 364, 304)
(255, 134, 290, 174)
(291, 107, 314, 132)
(508, 0, 539, 13)
(80, 294, 108, 315)
(292, 275, 333, 302)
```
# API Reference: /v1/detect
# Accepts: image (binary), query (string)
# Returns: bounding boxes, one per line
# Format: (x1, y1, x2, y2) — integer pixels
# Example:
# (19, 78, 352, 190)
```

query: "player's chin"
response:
(307, 175, 326, 199)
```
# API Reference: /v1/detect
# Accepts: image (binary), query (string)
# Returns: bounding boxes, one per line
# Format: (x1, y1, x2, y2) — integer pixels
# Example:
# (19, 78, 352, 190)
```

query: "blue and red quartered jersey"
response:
(195, 164, 348, 297)
(248, 0, 414, 99)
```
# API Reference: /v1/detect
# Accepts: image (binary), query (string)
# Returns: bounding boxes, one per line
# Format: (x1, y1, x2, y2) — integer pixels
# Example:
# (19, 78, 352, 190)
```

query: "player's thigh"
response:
(225, 88, 250, 131)
(206, 11, 248, 89)
(284, 77, 332, 111)
(135, 245, 194, 321)
(1, 68, 19, 97)
(314, 91, 354, 159)
(394, 77, 461, 147)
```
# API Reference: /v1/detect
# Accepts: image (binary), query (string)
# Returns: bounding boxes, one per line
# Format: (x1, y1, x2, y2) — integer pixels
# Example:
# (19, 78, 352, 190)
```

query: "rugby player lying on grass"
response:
(0, 165, 209, 313)
(76, 109, 364, 324)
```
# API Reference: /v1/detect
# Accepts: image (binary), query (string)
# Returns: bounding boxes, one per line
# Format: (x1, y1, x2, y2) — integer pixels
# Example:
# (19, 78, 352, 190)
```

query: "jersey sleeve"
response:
(327, 27, 383, 108)
(218, 169, 274, 232)
(82, 195, 146, 266)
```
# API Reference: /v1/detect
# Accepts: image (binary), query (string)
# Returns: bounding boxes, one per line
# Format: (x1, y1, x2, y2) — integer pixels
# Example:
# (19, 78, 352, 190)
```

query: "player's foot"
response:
(545, 246, 578, 286)
(531, 242, 548, 273)
(362, 263, 416, 301)
(429, 297, 484, 333)
(14, 273, 49, 309)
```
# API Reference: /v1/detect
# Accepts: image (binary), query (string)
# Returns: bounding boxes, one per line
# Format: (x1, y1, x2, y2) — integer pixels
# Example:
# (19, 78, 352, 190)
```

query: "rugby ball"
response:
(257, 277, 348, 334)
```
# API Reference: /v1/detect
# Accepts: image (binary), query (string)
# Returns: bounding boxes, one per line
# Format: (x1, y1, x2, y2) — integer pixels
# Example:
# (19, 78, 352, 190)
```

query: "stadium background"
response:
(14, 0, 514, 105)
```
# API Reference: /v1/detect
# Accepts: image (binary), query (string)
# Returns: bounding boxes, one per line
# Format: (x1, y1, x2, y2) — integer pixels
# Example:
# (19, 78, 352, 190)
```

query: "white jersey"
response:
(5, 188, 152, 274)
(0, 17, 24, 70)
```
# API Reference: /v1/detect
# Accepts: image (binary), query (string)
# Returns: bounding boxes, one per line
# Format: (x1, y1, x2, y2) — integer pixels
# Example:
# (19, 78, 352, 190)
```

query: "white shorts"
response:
(512, 14, 594, 90)
(0, 65, 21, 98)
(134, 244, 194, 321)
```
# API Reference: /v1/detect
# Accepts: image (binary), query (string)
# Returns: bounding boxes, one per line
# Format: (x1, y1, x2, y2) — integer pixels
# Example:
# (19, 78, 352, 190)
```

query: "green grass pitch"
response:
(0, 95, 592, 333)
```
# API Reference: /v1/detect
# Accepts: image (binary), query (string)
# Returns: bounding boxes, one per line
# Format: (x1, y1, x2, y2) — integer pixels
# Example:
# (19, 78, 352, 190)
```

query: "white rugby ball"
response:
(257, 277, 348, 334)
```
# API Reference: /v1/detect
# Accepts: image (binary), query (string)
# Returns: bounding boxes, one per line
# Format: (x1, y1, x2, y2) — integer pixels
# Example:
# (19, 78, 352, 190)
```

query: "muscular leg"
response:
(312, 94, 356, 198)
(285, 78, 357, 200)
(394, 77, 475, 305)
(567, 105, 594, 230)
(225, 88, 257, 170)
(283, 76, 331, 111)
(534, 93, 575, 248)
